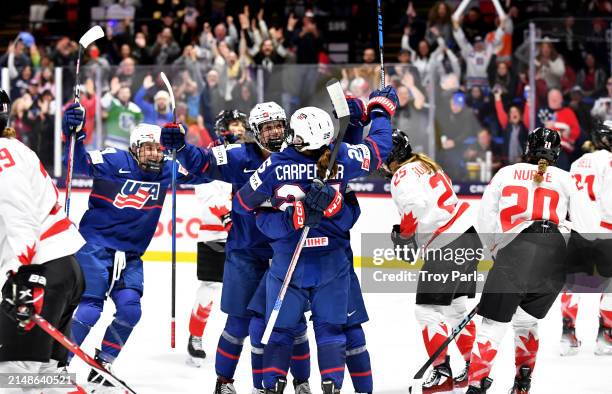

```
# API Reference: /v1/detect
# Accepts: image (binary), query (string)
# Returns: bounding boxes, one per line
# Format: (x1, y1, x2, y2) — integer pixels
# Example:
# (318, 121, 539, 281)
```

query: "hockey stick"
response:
(64, 25, 104, 216)
(261, 78, 350, 345)
(160, 71, 177, 349)
(408, 305, 479, 393)
(376, 0, 385, 88)
(31, 314, 137, 393)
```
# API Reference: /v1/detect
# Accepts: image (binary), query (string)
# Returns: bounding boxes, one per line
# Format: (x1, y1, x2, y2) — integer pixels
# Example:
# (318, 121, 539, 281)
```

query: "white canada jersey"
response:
(478, 163, 581, 254)
(569, 149, 612, 236)
(390, 161, 473, 249)
(0, 138, 85, 274)
(195, 180, 232, 243)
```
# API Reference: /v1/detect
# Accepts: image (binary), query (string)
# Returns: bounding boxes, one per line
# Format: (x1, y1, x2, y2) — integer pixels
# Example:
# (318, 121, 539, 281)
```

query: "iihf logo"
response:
(113, 180, 161, 209)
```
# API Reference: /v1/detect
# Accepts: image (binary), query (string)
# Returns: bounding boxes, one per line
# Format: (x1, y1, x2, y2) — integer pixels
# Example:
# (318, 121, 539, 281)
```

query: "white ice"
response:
(69, 262, 611, 394)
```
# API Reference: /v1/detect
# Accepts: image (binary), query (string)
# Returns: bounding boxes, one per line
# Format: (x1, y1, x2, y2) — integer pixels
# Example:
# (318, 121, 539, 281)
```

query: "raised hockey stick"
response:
(64, 25, 104, 216)
(376, 0, 385, 88)
(261, 78, 350, 344)
(408, 305, 479, 393)
(160, 71, 177, 349)
(31, 314, 137, 393)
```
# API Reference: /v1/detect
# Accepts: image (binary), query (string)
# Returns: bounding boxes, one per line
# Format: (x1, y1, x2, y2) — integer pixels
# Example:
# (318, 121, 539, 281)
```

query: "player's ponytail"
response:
(534, 158, 548, 184)
(316, 147, 338, 179)
(1, 127, 16, 138)
(405, 152, 441, 174)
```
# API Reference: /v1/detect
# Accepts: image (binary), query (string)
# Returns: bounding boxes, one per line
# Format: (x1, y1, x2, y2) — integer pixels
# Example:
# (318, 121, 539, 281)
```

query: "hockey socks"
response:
(415, 304, 450, 366)
(512, 307, 539, 376)
(561, 292, 580, 327)
(600, 293, 612, 328)
(290, 329, 311, 383)
(249, 315, 265, 389)
(189, 301, 213, 337)
(100, 289, 142, 361)
(71, 297, 104, 358)
(468, 318, 508, 387)
(345, 324, 373, 393)
(314, 322, 346, 389)
(215, 315, 249, 379)
(448, 296, 477, 363)
(262, 328, 294, 389)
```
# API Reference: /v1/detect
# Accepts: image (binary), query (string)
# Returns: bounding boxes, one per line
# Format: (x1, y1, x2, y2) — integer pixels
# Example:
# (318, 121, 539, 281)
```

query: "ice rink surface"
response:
(68, 262, 611, 394)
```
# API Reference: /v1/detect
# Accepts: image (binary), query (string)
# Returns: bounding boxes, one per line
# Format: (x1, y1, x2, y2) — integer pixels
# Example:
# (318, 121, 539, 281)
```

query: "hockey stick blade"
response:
(79, 26, 104, 48)
(160, 71, 176, 122)
(324, 78, 349, 181)
(31, 314, 137, 393)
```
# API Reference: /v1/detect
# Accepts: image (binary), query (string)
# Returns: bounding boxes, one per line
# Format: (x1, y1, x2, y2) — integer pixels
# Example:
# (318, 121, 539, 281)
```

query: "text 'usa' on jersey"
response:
(71, 145, 204, 254)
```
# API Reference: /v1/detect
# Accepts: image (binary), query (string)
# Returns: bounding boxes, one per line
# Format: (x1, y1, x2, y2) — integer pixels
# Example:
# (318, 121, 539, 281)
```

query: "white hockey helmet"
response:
(129, 123, 163, 172)
(249, 101, 287, 152)
(288, 106, 334, 151)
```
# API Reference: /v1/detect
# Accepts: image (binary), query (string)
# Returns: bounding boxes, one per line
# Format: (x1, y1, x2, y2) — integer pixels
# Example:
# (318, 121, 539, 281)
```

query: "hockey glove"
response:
(62, 102, 86, 142)
(334, 94, 368, 127)
(391, 224, 419, 264)
(367, 86, 399, 118)
(304, 179, 343, 218)
(287, 201, 323, 229)
(161, 122, 187, 152)
(1, 265, 47, 332)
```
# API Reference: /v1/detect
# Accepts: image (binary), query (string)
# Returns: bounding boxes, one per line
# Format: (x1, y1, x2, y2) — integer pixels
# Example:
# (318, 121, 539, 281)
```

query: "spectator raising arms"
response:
(101, 77, 143, 150)
(134, 75, 173, 127)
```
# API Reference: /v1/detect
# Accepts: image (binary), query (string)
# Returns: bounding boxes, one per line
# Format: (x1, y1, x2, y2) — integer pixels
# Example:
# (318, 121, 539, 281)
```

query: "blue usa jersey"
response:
(176, 142, 273, 254)
(67, 141, 203, 253)
(232, 114, 392, 255)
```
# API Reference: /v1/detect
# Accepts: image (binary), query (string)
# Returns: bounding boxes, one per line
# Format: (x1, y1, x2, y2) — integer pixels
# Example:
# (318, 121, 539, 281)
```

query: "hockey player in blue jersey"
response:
(161, 102, 313, 393)
(230, 86, 397, 393)
(61, 103, 205, 385)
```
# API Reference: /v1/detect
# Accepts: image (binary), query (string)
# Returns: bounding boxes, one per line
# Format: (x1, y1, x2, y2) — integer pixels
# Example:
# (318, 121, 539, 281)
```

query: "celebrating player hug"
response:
(3, 5, 612, 392)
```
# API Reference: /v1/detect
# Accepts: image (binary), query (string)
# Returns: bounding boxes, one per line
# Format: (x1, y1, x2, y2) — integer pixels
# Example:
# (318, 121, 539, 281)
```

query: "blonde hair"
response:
(392, 152, 441, 174)
(1, 127, 16, 138)
(582, 140, 595, 152)
(534, 158, 549, 184)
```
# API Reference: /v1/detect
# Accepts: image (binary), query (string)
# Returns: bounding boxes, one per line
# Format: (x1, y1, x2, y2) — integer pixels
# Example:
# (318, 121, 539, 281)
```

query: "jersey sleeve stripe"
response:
(235, 191, 254, 211)
(364, 136, 382, 168)
(40, 218, 73, 241)
(600, 220, 612, 230)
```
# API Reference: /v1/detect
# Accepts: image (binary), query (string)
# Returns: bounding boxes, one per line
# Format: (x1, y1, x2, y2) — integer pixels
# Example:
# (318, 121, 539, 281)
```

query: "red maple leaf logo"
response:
(468, 340, 498, 382)
(18, 243, 37, 265)
(515, 332, 539, 370)
(209, 205, 230, 219)
(400, 212, 418, 237)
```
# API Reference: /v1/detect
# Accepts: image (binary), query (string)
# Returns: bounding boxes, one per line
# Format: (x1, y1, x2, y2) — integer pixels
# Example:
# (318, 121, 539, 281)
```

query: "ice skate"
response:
(594, 317, 612, 356)
(186, 334, 206, 367)
(465, 377, 493, 394)
(453, 361, 469, 388)
(87, 349, 114, 387)
(560, 318, 581, 356)
(510, 365, 531, 394)
(214, 377, 237, 394)
(321, 379, 340, 394)
(293, 379, 312, 394)
(421, 355, 453, 393)
(264, 377, 287, 394)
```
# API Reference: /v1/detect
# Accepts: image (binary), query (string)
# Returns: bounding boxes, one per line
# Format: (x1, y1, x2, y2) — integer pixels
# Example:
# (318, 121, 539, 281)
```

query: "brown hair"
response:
(391, 152, 441, 174)
(534, 158, 549, 184)
(1, 127, 16, 138)
(427, 1, 453, 25)
(316, 148, 338, 179)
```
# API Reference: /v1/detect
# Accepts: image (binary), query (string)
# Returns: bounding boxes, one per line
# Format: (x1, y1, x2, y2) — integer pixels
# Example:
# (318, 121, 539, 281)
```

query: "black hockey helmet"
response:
(214, 109, 248, 144)
(0, 89, 10, 131)
(591, 119, 612, 151)
(524, 127, 561, 164)
(379, 129, 413, 179)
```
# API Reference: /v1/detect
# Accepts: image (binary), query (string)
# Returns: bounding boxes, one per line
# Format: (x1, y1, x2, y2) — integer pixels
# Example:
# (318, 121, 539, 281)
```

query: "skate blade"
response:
(560, 340, 581, 356)
(594, 346, 612, 356)
(86, 382, 128, 394)
(185, 355, 203, 367)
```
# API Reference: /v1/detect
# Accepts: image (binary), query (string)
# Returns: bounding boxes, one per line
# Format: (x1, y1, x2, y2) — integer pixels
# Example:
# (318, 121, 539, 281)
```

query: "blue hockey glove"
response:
(367, 86, 399, 118)
(334, 94, 368, 127)
(304, 179, 343, 218)
(62, 103, 86, 142)
(161, 122, 186, 151)
(287, 201, 323, 229)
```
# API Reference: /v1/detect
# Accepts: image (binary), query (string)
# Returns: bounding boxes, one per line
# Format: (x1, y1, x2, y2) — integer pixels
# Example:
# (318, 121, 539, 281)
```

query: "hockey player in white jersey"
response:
(383, 129, 481, 392)
(0, 89, 86, 390)
(186, 110, 246, 366)
(560, 120, 612, 356)
(469, 127, 585, 394)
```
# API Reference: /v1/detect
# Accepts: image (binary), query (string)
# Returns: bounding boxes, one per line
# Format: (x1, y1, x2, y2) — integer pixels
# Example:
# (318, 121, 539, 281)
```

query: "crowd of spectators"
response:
(2, 0, 612, 182)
